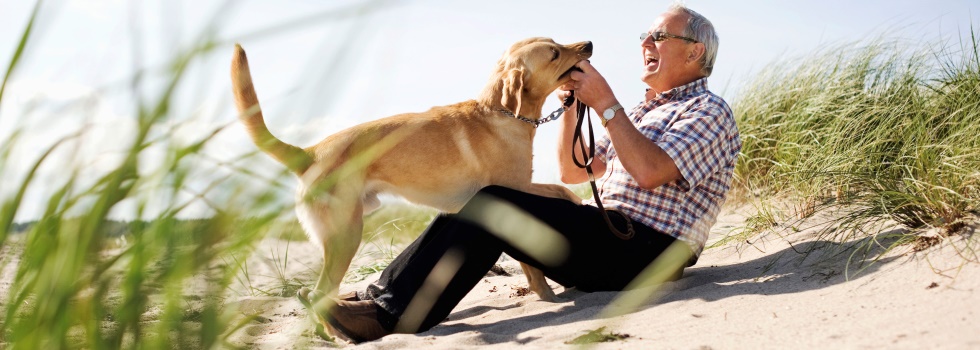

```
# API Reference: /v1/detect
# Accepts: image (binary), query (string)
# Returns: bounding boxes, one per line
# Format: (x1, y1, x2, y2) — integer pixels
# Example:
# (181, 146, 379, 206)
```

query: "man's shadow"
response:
(423, 229, 909, 344)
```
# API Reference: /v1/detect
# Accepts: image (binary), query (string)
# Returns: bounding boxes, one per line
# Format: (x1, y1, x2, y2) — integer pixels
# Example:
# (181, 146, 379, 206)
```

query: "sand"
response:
(227, 208, 980, 349)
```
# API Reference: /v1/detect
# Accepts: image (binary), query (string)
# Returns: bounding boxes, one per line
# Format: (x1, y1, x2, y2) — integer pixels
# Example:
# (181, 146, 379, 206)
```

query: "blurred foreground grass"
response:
(0, 1, 405, 347)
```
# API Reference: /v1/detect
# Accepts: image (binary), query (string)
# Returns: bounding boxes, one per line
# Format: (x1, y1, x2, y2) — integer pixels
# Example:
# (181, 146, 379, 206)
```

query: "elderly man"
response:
(324, 4, 741, 343)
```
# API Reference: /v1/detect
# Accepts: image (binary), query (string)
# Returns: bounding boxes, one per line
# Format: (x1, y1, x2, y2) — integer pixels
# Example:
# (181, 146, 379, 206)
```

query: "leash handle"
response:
(571, 98, 594, 169)
(562, 90, 576, 109)
(567, 93, 635, 241)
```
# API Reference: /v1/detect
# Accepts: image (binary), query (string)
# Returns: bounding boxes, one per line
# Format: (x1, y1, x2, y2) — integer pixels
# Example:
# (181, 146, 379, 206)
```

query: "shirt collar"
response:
(644, 77, 709, 102)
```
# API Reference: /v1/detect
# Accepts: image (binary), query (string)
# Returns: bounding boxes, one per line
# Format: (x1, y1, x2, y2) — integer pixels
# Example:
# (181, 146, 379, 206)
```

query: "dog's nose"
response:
(583, 41, 593, 54)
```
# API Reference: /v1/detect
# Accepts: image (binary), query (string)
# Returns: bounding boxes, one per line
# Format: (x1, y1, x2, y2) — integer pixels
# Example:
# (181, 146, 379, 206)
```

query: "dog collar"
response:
(499, 107, 564, 128)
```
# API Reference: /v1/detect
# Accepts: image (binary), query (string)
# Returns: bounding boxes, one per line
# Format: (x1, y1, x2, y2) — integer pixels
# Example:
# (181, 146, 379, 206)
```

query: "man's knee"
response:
(477, 185, 523, 201)
(472, 185, 538, 213)
(463, 186, 516, 215)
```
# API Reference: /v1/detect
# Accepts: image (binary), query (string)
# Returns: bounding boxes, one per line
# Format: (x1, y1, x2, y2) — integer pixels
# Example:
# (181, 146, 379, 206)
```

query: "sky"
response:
(1, 0, 978, 220)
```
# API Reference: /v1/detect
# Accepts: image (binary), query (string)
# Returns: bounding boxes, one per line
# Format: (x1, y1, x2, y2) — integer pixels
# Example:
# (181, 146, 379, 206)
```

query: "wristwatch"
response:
(601, 103, 623, 127)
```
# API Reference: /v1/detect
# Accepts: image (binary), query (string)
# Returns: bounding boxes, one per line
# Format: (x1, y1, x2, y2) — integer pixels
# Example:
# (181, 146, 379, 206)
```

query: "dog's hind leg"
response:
(296, 184, 365, 305)
(295, 184, 366, 342)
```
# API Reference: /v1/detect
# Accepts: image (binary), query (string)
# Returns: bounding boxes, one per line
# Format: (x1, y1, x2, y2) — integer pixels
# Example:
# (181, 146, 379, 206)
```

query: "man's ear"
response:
(501, 67, 525, 115)
(687, 42, 706, 65)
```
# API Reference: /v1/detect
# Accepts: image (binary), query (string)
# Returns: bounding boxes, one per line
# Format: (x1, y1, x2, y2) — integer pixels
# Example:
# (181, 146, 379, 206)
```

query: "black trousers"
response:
(359, 185, 685, 333)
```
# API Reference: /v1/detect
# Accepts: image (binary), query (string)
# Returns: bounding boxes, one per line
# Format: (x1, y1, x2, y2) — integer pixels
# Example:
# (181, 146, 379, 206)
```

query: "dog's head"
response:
(483, 38, 593, 118)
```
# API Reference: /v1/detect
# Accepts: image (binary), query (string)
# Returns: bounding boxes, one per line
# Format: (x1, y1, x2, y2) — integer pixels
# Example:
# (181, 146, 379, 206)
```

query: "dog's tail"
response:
(231, 44, 312, 174)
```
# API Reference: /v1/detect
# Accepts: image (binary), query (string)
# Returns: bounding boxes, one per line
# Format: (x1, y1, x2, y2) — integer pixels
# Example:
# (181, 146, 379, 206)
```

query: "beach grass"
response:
(726, 33, 980, 256)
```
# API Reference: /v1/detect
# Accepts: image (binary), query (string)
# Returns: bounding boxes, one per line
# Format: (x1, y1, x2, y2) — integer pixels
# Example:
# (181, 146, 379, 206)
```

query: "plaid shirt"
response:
(587, 78, 741, 256)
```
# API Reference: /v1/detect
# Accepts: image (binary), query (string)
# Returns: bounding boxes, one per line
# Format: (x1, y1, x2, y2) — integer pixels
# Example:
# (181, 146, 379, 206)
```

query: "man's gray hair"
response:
(668, 4, 719, 77)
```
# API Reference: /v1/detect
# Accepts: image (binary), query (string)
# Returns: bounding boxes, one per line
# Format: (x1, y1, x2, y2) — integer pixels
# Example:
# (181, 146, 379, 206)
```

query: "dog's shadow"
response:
(423, 231, 909, 344)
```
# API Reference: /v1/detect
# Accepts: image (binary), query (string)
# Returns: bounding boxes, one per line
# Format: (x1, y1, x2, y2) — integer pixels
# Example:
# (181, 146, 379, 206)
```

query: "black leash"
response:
(564, 92, 635, 240)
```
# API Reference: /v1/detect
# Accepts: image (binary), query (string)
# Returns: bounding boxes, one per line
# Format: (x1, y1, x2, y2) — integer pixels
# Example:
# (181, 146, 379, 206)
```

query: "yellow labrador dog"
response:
(230, 38, 591, 311)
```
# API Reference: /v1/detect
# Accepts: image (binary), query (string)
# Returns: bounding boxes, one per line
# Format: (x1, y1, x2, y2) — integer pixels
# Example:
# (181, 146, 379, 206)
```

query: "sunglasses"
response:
(640, 31, 699, 44)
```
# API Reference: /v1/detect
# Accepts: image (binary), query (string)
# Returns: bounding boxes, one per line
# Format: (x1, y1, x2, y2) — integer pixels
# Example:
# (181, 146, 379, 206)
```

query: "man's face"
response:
(640, 11, 697, 92)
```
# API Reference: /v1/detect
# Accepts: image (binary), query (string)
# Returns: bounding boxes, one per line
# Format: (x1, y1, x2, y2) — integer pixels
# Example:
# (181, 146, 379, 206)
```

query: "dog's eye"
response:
(551, 48, 559, 61)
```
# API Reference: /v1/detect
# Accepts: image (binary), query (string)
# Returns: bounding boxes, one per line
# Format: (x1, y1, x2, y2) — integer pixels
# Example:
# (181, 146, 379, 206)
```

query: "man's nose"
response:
(640, 34, 654, 47)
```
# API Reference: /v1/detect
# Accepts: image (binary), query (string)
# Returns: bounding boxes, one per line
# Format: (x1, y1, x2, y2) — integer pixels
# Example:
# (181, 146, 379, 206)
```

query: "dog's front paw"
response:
(533, 288, 565, 303)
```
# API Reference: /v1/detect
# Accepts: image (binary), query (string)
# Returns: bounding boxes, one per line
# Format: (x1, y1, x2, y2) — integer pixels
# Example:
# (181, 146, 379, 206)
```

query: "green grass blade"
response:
(0, 0, 42, 109)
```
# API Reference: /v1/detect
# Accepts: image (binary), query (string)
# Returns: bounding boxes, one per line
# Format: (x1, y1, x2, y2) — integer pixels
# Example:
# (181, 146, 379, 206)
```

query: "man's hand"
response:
(563, 59, 683, 190)
(555, 82, 574, 106)
(568, 60, 619, 112)
(555, 85, 573, 100)
(555, 64, 607, 184)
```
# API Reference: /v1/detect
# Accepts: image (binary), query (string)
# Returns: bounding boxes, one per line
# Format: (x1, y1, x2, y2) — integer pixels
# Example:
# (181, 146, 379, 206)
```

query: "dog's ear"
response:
(501, 67, 525, 115)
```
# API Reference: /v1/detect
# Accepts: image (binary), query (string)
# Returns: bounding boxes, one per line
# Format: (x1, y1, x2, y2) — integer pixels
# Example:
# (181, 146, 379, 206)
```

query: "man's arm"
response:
(567, 60, 682, 190)
(599, 108, 681, 189)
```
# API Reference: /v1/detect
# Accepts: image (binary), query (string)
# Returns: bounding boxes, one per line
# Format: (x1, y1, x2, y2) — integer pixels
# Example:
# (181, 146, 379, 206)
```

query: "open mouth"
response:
(645, 57, 659, 66)
(558, 65, 583, 81)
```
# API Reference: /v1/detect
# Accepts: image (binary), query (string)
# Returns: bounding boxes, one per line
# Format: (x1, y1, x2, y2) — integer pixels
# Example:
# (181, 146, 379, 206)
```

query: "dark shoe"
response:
(337, 291, 360, 302)
(297, 288, 360, 308)
(326, 299, 391, 343)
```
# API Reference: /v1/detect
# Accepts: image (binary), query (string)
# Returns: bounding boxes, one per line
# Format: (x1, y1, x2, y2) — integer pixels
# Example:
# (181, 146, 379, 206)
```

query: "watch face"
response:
(603, 104, 621, 120)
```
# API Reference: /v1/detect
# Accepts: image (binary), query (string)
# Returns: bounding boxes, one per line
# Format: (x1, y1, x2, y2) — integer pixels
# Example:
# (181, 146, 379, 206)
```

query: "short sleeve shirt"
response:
(586, 78, 741, 256)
